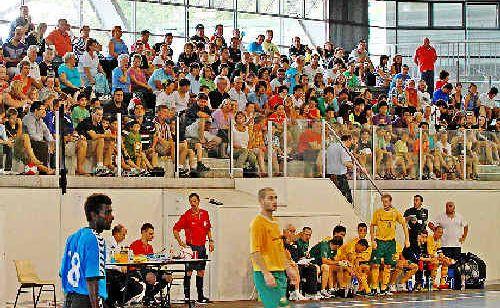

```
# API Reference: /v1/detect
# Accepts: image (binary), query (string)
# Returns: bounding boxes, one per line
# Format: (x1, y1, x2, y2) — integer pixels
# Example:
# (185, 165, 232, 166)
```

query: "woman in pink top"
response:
(128, 54, 151, 92)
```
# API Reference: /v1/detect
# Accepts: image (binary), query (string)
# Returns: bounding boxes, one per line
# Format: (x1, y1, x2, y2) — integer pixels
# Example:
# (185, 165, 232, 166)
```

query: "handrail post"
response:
(463, 129, 467, 180)
(55, 111, 60, 176)
(372, 125, 376, 178)
(283, 119, 287, 177)
(419, 128, 423, 180)
(321, 119, 326, 178)
(175, 114, 180, 178)
(117, 113, 122, 177)
(229, 118, 234, 179)
(267, 120, 273, 178)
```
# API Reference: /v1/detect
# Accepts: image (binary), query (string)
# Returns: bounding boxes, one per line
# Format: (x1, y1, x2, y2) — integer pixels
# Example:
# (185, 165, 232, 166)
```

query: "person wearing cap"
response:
(210, 24, 226, 47)
(132, 29, 152, 52)
(191, 24, 209, 45)
(389, 64, 411, 91)
(154, 32, 174, 55)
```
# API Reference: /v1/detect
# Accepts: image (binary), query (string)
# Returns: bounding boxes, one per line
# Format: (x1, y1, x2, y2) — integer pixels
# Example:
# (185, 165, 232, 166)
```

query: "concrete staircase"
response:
(478, 164, 500, 181)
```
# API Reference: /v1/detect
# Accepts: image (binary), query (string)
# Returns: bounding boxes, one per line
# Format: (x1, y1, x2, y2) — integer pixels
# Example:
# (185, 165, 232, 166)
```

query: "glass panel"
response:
(189, 7, 233, 42)
(0, 0, 22, 39)
(438, 130, 464, 180)
(238, 13, 280, 48)
(369, 0, 395, 27)
(282, 18, 325, 48)
(136, 2, 185, 37)
(238, 0, 257, 13)
(282, 0, 303, 18)
(190, 0, 210, 6)
(214, 0, 233, 10)
(258, 0, 279, 15)
(25, 0, 80, 27)
(161, 0, 184, 4)
(467, 4, 497, 28)
(352, 126, 374, 178)
(287, 119, 323, 178)
(433, 3, 462, 27)
(398, 2, 428, 27)
(304, 0, 324, 20)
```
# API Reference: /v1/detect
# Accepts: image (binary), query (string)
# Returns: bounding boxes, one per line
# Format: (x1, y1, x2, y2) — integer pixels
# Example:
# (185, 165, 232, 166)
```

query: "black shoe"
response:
(197, 296, 211, 304)
(336, 289, 347, 298)
(196, 162, 210, 172)
(366, 289, 378, 297)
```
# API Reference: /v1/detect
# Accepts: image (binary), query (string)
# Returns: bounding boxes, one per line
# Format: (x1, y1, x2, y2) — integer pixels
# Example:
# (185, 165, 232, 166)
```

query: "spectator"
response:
(58, 52, 82, 95)
(349, 39, 368, 63)
(326, 134, 353, 203)
(209, 76, 230, 110)
(148, 59, 174, 92)
(289, 36, 307, 57)
(178, 42, 198, 67)
(25, 23, 47, 59)
(12, 60, 36, 97)
(262, 30, 279, 55)
(389, 64, 410, 91)
(435, 70, 450, 92)
(480, 87, 498, 120)
(432, 83, 453, 105)
(247, 35, 265, 55)
(414, 38, 437, 94)
(73, 25, 90, 59)
(210, 24, 226, 47)
(103, 89, 128, 116)
(3, 26, 26, 77)
(191, 24, 209, 45)
(20, 45, 41, 86)
(8, 5, 33, 39)
(172, 78, 191, 113)
(228, 37, 242, 63)
(107, 26, 129, 60)
(46, 19, 72, 60)
(228, 76, 247, 111)
(132, 30, 152, 52)
(154, 32, 174, 57)
(111, 54, 131, 95)
(78, 38, 103, 87)
(247, 82, 268, 110)
(186, 63, 201, 95)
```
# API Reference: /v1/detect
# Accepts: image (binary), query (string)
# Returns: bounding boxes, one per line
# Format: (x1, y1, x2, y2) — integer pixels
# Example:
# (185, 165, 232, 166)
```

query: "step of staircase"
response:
(477, 164, 500, 181)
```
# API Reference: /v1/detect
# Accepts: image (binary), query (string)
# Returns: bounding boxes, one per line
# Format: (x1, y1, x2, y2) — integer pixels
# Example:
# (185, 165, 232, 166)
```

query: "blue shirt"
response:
(247, 42, 264, 54)
(107, 38, 129, 60)
(58, 64, 82, 89)
(247, 92, 268, 108)
(285, 67, 298, 94)
(389, 73, 410, 91)
(112, 67, 131, 93)
(432, 89, 450, 104)
(186, 74, 200, 95)
(60, 228, 107, 299)
(148, 68, 173, 91)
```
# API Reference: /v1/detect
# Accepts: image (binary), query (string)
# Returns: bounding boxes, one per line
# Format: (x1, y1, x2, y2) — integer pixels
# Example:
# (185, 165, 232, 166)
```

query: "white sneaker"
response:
(389, 284, 397, 293)
(429, 172, 437, 179)
(296, 292, 307, 301)
(396, 284, 406, 292)
(320, 289, 331, 298)
(289, 290, 298, 301)
(308, 293, 321, 301)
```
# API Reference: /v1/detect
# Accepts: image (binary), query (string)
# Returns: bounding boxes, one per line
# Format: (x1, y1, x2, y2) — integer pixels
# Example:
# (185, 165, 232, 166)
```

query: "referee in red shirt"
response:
(414, 37, 437, 95)
(173, 193, 214, 303)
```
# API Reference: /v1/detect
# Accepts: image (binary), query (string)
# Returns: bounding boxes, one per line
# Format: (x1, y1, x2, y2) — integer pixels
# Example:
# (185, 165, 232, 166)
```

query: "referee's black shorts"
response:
(187, 244, 208, 271)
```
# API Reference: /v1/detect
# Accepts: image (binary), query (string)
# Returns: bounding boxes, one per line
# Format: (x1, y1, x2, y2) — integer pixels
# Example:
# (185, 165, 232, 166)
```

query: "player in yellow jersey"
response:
(250, 187, 296, 308)
(369, 194, 410, 296)
(427, 225, 454, 289)
(345, 223, 372, 295)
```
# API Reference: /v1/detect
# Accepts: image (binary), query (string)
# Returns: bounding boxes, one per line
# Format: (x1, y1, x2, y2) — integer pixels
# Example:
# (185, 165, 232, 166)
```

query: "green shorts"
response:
(371, 239, 397, 266)
(253, 271, 288, 308)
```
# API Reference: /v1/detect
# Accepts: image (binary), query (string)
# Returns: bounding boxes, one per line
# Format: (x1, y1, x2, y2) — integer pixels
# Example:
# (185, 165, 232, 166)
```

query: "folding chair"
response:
(13, 260, 56, 308)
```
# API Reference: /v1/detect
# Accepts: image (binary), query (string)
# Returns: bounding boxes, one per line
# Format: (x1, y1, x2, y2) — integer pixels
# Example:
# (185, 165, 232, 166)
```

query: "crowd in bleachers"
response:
(0, 5, 498, 178)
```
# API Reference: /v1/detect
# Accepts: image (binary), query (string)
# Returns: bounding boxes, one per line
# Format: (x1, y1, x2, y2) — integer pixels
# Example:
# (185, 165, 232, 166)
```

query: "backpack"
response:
(460, 252, 486, 289)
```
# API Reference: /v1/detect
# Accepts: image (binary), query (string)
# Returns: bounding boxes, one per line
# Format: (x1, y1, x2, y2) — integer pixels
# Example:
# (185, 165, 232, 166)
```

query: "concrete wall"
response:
(1, 177, 499, 304)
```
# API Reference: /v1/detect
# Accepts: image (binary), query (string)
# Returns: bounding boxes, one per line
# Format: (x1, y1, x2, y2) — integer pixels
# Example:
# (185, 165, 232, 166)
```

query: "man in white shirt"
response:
(105, 224, 144, 306)
(172, 78, 191, 113)
(304, 54, 323, 81)
(479, 87, 498, 120)
(429, 201, 468, 262)
(228, 76, 248, 111)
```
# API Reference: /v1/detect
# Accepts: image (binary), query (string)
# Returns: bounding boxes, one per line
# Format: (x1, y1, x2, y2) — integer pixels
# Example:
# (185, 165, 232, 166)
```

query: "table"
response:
(106, 259, 210, 307)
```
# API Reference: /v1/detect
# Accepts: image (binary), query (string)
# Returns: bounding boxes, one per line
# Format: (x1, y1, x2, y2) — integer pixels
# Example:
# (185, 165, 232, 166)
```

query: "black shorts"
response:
(187, 244, 207, 271)
(64, 293, 102, 308)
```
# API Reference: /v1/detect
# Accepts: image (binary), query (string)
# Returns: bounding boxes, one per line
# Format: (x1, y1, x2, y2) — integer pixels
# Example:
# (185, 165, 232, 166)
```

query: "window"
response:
(237, 13, 280, 46)
(214, 0, 233, 10)
(369, 0, 396, 27)
(398, 2, 428, 27)
(282, 0, 303, 18)
(258, 0, 279, 15)
(25, 0, 80, 27)
(433, 3, 462, 27)
(467, 4, 498, 28)
(238, 0, 257, 13)
(305, 0, 324, 20)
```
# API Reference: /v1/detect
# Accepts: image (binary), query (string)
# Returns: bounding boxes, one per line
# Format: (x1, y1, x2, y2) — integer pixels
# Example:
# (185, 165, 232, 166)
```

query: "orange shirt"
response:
(12, 75, 32, 95)
(46, 30, 72, 57)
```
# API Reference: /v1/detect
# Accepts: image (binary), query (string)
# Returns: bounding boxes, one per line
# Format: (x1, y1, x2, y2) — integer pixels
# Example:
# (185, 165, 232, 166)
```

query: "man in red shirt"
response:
(414, 37, 437, 95)
(130, 223, 169, 305)
(45, 19, 72, 60)
(173, 193, 214, 303)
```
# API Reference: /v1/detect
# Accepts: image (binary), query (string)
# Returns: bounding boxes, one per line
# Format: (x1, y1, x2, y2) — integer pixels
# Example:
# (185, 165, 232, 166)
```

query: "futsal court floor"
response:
(9, 289, 500, 307)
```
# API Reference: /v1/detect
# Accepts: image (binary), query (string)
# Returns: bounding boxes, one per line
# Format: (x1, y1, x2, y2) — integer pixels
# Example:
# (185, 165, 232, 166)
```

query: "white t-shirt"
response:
(304, 65, 324, 81)
(480, 93, 498, 109)
(78, 51, 99, 85)
(232, 126, 249, 149)
(434, 213, 468, 247)
(172, 91, 190, 113)
(155, 91, 175, 109)
(228, 88, 248, 111)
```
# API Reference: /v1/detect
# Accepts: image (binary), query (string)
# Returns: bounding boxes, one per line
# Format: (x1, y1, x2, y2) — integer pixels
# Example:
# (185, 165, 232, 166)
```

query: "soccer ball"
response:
(24, 163, 38, 175)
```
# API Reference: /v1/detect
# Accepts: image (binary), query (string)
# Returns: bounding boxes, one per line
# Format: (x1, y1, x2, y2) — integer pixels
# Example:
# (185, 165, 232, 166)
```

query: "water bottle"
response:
(407, 278, 413, 292)
(449, 277, 455, 290)
(127, 246, 134, 263)
(461, 273, 466, 290)
(352, 277, 359, 294)
(427, 275, 432, 291)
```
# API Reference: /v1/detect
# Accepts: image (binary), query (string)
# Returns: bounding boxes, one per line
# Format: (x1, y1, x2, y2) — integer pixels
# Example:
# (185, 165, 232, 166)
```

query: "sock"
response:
(196, 276, 204, 299)
(183, 276, 191, 298)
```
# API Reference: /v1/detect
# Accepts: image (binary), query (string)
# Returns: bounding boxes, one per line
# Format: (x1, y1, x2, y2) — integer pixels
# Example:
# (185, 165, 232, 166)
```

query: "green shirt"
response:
(71, 106, 90, 129)
(125, 131, 141, 159)
(310, 240, 336, 265)
(296, 239, 309, 259)
(343, 71, 360, 89)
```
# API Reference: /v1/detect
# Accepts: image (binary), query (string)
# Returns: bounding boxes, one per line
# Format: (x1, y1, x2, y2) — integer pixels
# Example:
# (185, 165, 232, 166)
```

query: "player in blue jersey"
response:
(60, 193, 114, 308)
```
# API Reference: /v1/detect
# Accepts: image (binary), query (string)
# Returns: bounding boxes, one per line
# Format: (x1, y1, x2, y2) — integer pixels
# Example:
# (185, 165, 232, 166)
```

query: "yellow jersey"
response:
(371, 207, 404, 241)
(250, 214, 286, 272)
(427, 235, 441, 257)
(345, 237, 372, 262)
(334, 244, 350, 261)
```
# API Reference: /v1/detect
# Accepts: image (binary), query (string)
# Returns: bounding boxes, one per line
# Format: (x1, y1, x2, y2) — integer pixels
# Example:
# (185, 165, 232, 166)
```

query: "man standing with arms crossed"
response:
(173, 193, 214, 304)
(369, 194, 410, 296)
(250, 187, 297, 308)
(414, 37, 437, 94)
(60, 193, 114, 308)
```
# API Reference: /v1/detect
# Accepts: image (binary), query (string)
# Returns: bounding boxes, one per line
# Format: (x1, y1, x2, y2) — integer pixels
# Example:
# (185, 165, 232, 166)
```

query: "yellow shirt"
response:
(334, 244, 350, 261)
(371, 207, 404, 241)
(250, 214, 286, 272)
(427, 235, 441, 256)
(394, 242, 403, 261)
(345, 237, 372, 262)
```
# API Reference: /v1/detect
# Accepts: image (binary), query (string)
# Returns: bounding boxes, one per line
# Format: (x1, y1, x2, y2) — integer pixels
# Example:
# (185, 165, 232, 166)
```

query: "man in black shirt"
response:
(352, 97, 367, 125)
(404, 195, 429, 248)
(211, 47, 234, 76)
(76, 106, 114, 175)
(190, 24, 209, 45)
(289, 36, 307, 57)
(103, 89, 128, 117)
(208, 77, 230, 110)
(228, 37, 242, 63)
(153, 32, 174, 56)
